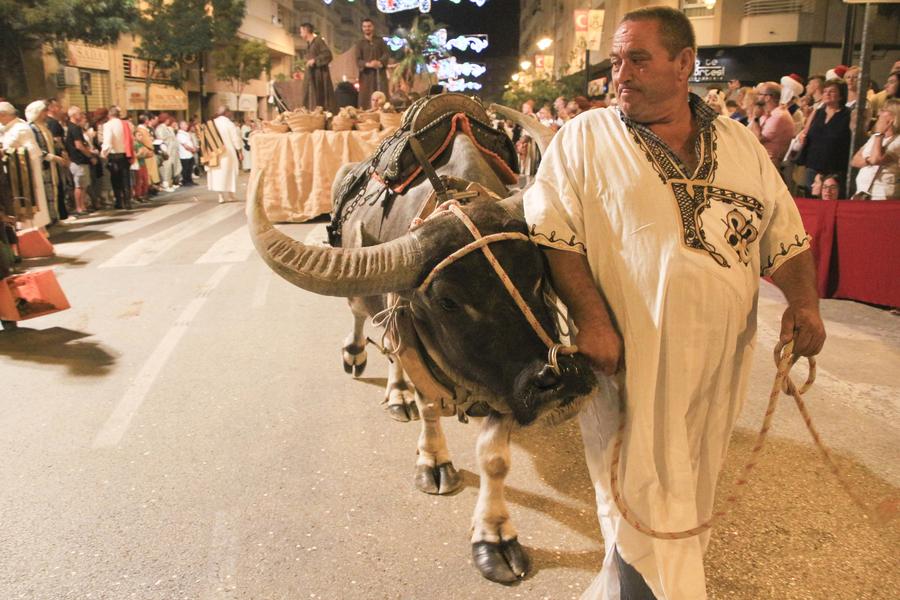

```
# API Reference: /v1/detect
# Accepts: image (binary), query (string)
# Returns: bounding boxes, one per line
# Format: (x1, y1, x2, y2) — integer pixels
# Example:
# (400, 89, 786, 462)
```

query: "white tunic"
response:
(524, 97, 810, 600)
(1, 118, 51, 229)
(207, 116, 242, 194)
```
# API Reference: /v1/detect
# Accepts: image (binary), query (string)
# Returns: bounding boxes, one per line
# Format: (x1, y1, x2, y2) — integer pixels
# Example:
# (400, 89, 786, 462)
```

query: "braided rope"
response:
(610, 341, 881, 540)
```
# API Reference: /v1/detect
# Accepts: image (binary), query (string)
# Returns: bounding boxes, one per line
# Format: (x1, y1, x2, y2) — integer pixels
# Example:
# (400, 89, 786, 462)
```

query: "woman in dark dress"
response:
(797, 78, 851, 193)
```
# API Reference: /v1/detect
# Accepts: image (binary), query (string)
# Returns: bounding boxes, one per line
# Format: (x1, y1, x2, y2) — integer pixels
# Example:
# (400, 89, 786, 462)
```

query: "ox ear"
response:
(489, 103, 555, 155)
(247, 173, 426, 297)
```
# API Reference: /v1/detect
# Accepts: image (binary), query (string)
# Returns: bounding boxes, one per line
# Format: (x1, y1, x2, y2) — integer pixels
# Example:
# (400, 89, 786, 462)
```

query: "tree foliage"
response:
(0, 0, 138, 98)
(501, 77, 582, 111)
(212, 38, 271, 97)
(133, 0, 246, 87)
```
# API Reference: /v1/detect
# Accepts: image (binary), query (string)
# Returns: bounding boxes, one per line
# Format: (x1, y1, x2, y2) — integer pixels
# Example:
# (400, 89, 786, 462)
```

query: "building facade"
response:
(518, 0, 900, 95)
(17, 0, 388, 119)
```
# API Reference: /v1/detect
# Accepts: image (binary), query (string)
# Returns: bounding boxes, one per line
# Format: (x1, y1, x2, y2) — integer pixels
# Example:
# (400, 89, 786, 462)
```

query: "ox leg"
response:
(413, 392, 462, 495)
(342, 300, 368, 377)
(471, 413, 529, 584)
(385, 359, 419, 422)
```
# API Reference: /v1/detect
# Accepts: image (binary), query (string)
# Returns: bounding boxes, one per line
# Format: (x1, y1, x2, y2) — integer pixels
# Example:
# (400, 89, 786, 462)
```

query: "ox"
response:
(249, 95, 597, 584)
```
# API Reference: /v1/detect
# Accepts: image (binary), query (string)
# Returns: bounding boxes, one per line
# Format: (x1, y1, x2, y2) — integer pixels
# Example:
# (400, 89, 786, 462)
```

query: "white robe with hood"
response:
(1, 118, 51, 229)
(207, 116, 242, 194)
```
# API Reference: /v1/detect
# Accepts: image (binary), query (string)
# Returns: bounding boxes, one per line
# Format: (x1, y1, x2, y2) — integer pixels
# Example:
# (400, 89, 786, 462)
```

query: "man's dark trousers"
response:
(107, 153, 132, 209)
(180, 157, 195, 185)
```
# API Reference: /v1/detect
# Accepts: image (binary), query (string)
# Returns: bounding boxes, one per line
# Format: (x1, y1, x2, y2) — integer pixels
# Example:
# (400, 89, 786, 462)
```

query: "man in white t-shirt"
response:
(524, 7, 825, 598)
(175, 121, 197, 186)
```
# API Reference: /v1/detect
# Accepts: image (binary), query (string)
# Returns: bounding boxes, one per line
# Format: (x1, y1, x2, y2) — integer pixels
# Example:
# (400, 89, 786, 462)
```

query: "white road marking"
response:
(202, 509, 240, 599)
(53, 202, 197, 258)
(195, 223, 253, 264)
(99, 204, 242, 268)
(252, 263, 273, 309)
(304, 223, 329, 246)
(92, 265, 234, 448)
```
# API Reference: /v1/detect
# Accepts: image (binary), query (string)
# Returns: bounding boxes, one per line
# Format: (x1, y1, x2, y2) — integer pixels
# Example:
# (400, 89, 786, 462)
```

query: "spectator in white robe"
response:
(0, 102, 51, 232)
(524, 7, 825, 599)
(207, 106, 243, 203)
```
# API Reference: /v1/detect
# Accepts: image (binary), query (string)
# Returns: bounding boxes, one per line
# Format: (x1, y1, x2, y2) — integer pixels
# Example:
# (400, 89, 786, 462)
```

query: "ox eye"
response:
(437, 297, 459, 311)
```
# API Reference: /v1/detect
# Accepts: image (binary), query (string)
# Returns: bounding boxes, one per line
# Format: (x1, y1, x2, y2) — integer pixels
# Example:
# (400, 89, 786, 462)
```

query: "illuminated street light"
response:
(511, 73, 520, 82)
(536, 37, 553, 51)
(520, 60, 532, 70)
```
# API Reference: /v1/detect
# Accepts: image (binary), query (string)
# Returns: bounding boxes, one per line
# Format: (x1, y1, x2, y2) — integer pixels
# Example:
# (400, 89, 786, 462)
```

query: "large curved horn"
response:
(489, 103, 555, 155)
(248, 174, 425, 297)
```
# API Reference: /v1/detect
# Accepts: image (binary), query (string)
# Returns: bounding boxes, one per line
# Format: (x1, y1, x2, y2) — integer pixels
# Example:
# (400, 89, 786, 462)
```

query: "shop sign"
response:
(67, 43, 110, 71)
(123, 55, 175, 82)
(690, 58, 726, 83)
(126, 83, 188, 111)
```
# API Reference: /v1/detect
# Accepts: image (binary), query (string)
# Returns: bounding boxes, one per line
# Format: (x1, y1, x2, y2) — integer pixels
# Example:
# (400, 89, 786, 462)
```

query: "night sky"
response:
(384, 0, 521, 101)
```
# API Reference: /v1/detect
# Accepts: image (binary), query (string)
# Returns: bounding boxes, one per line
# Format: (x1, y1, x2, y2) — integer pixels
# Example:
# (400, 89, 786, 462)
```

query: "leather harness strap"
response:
(408, 136, 450, 205)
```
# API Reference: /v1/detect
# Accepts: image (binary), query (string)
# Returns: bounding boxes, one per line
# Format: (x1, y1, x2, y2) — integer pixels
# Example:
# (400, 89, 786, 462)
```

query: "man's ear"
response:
(677, 47, 695, 82)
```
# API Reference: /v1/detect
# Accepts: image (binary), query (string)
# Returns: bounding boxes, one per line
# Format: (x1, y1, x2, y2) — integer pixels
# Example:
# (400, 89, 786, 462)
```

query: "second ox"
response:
(249, 94, 597, 584)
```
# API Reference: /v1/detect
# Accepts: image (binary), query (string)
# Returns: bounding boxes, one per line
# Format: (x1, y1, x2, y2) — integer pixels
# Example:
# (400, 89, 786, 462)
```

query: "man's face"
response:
(728, 79, 740, 91)
(361, 21, 374, 37)
(610, 19, 692, 123)
(47, 101, 60, 117)
(71, 110, 83, 125)
(301, 27, 313, 41)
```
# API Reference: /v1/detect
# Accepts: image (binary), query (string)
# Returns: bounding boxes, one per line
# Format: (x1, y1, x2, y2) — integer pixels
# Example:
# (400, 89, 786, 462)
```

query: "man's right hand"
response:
(575, 319, 624, 376)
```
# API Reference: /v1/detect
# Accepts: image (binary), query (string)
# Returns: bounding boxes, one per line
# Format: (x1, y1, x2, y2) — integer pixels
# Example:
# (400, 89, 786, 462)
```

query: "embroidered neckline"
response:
(618, 93, 719, 183)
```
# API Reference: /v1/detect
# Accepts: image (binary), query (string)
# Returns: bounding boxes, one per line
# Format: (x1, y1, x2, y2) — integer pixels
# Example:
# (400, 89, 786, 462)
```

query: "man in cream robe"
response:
(207, 107, 242, 203)
(0, 102, 51, 230)
(524, 8, 825, 599)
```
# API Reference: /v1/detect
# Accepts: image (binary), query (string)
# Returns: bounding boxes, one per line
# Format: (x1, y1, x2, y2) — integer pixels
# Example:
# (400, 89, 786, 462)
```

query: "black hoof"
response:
(343, 359, 353, 374)
(387, 404, 411, 422)
(437, 463, 462, 494)
(353, 360, 367, 377)
(414, 463, 439, 494)
(414, 462, 460, 495)
(472, 538, 530, 585)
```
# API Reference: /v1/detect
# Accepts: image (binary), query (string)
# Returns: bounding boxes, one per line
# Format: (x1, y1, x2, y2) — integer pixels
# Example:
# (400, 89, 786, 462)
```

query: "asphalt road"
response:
(2, 177, 897, 600)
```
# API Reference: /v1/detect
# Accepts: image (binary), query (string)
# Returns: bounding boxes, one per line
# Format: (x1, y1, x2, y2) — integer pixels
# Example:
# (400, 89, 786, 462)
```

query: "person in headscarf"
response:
(26, 100, 66, 223)
(0, 102, 51, 232)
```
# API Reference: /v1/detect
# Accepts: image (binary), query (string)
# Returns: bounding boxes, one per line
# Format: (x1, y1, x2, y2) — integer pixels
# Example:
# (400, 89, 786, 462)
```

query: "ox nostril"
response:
(534, 364, 561, 390)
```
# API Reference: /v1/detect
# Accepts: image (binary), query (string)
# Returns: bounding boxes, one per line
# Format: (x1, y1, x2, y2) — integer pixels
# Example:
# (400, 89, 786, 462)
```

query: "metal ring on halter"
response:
(547, 343, 562, 376)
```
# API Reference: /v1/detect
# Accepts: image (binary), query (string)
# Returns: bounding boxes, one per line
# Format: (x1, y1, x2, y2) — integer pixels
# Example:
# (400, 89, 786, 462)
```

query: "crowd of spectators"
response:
(0, 97, 257, 277)
(505, 61, 900, 200)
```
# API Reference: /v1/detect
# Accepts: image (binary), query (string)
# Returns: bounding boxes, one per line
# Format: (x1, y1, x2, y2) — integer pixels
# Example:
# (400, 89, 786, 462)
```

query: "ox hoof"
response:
(414, 462, 462, 495)
(472, 538, 530, 585)
(342, 357, 367, 377)
(342, 345, 367, 377)
(388, 404, 411, 422)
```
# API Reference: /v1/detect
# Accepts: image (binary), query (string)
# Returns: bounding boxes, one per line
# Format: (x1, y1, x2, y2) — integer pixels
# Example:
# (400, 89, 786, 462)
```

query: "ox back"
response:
(327, 93, 519, 247)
